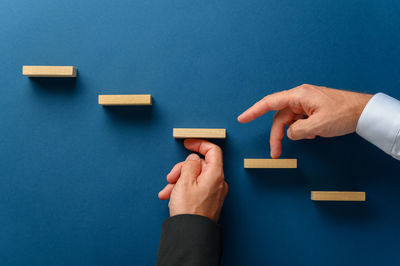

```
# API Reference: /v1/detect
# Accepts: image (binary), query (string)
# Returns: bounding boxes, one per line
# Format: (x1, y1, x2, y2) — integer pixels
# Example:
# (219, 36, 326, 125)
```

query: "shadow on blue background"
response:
(313, 201, 376, 224)
(29, 77, 78, 93)
(102, 105, 154, 124)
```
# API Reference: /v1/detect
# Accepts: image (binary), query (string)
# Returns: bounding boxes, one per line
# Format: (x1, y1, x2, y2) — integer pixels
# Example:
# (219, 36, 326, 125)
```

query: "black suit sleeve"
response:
(156, 214, 222, 266)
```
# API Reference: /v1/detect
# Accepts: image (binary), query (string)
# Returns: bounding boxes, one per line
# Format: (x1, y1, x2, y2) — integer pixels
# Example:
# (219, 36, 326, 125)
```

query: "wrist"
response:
(170, 211, 219, 223)
(351, 93, 373, 132)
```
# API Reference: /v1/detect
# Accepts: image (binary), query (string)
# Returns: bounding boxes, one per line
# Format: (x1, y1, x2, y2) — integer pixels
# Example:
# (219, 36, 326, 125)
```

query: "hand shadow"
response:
(285, 134, 400, 187)
(284, 133, 398, 222)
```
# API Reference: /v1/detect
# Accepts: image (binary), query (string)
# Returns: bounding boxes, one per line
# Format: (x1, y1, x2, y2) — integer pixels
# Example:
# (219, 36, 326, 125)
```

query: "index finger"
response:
(237, 90, 292, 123)
(184, 139, 223, 167)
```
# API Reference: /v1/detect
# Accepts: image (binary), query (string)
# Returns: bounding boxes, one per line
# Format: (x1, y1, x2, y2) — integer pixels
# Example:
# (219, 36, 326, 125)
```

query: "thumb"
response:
(180, 153, 201, 184)
(287, 115, 321, 140)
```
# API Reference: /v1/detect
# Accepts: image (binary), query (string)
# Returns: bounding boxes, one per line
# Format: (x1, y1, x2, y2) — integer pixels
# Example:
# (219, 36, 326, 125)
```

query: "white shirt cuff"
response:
(356, 93, 400, 159)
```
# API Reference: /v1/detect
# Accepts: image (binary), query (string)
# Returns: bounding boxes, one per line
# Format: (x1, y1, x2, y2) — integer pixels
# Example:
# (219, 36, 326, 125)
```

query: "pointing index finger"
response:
(237, 90, 292, 123)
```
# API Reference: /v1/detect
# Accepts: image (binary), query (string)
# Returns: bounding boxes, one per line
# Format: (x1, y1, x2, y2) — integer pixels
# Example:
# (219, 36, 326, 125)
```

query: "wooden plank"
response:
(22, 66, 77, 77)
(244, 159, 297, 168)
(311, 191, 366, 201)
(173, 128, 226, 139)
(98, 95, 152, 106)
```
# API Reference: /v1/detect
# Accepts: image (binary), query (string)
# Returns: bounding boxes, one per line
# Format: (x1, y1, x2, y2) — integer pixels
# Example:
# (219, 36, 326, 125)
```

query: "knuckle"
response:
(274, 90, 287, 95)
(214, 172, 225, 183)
(300, 83, 313, 89)
(184, 161, 194, 167)
(183, 160, 197, 170)
(296, 84, 312, 94)
(218, 182, 225, 191)
(213, 145, 223, 154)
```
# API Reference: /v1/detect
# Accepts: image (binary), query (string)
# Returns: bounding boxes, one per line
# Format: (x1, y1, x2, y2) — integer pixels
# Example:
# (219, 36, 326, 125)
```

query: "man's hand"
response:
(158, 139, 228, 223)
(238, 84, 373, 158)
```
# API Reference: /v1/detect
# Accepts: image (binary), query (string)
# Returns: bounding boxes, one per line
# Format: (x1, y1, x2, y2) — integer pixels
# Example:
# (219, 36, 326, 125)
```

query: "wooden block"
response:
(311, 191, 366, 201)
(173, 128, 226, 139)
(22, 66, 77, 77)
(98, 95, 152, 106)
(244, 159, 297, 168)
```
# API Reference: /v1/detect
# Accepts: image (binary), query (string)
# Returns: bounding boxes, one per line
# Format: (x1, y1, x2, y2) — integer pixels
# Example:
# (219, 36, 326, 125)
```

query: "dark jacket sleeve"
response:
(156, 214, 222, 266)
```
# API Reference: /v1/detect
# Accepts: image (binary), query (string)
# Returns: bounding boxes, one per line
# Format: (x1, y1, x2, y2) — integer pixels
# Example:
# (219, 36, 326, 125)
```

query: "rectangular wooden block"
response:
(98, 95, 152, 106)
(173, 128, 226, 139)
(311, 191, 366, 201)
(244, 159, 297, 168)
(22, 66, 77, 77)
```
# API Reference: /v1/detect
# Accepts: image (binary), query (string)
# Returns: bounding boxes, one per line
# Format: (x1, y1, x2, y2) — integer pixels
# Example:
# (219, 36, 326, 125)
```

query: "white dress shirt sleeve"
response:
(356, 93, 400, 160)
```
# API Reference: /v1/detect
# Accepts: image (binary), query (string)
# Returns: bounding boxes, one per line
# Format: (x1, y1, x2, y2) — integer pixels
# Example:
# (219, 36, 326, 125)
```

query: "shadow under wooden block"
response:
(311, 191, 366, 201)
(244, 159, 297, 169)
(173, 128, 226, 139)
(102, 105, 154, 123)
(23, 66, 77, 77)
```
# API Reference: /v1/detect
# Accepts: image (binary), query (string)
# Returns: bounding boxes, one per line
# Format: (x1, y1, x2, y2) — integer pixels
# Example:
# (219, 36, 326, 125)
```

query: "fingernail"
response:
(186, 153, 200, 161)
(270, 147, 277, 158)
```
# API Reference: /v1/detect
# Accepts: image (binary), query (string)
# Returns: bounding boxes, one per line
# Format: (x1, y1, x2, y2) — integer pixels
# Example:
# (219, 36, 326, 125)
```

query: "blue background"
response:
(1, 0, 400, 265)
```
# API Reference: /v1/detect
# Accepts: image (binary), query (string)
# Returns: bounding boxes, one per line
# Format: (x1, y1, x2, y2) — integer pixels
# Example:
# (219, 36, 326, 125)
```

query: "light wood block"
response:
(22, 66, 77, 77)
(311, 191, 366, 201)
(98, 95, 152, 106)
(244, 159, 297, 168)
(173, 128, 226, 139)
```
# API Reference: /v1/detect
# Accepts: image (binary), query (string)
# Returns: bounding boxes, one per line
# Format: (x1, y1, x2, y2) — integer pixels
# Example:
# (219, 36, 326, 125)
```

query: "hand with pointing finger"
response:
(238, 84, 372, 158)
(158, 139, 228, 223)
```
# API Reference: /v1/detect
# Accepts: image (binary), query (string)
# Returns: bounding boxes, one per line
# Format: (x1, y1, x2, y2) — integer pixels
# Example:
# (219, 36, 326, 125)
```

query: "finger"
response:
(223, 181, 229, 196)
(169, 160, 205, 183)
(195, 158, 207, 181)
(158, 183, 174, 200)
(184, 139, 223, 167)
(287, 115, 321, 140)
(270, 108, 296, 158)
(179, 153, 202, 184)
(167, 162, 184, 184)
(237, 90, 292, 123)
(201, 159, 206, 170)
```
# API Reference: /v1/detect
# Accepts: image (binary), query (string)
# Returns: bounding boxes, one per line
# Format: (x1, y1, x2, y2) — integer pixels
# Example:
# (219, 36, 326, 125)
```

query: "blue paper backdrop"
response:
(1, 0, 400, 265)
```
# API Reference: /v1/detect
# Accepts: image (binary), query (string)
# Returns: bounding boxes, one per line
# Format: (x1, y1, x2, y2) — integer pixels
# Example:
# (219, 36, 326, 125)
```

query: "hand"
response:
(158, 139, 228, 223)
(238, 84, 373, 158)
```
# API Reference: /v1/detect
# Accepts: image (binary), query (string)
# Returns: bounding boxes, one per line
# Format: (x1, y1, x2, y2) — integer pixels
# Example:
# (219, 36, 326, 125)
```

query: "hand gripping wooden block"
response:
(311, 191, 366, 201)
(173, 128, 226, 139)
(22, 66, 77, 77)
(244, 159, 297, 168)
(98, 95, 152, 106)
